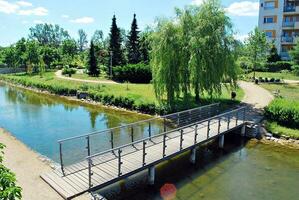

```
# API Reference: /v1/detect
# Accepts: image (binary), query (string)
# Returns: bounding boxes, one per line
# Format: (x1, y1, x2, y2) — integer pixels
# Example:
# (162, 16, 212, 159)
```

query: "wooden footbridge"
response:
(41, 103, 247, 199)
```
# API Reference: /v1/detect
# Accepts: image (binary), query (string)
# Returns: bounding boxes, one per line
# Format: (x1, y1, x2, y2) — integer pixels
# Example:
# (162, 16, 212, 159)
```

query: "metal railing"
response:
(86, 106, 247, 188)
(58, 103, 220, 176)
(284, 6, 296, 12)
(283, 21, 295, 27)
(281, 36, 294, 43)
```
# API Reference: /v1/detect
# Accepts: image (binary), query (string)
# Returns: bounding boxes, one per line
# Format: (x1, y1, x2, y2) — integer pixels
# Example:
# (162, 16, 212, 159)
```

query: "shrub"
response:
(262, 61, 292, 72)
(292, 65, 299, 76)
(113, 63, 152, 83)
(265, 99, 299, 129)
(62, 66, 76, 77)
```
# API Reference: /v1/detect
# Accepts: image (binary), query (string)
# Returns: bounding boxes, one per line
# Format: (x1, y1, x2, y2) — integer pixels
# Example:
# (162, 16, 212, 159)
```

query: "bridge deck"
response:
(41, 107, 246, 199)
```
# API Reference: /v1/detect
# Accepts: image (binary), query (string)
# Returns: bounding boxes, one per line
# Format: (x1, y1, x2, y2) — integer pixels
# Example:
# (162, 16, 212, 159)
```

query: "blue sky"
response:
(0, 0, 259, 46)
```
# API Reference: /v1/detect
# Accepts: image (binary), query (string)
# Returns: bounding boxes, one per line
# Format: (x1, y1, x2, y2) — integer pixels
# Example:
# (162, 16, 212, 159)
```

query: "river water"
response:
(0, 82, 298, 200)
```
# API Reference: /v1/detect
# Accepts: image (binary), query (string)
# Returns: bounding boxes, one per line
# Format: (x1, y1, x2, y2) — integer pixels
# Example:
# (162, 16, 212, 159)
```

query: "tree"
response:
(77, 29, 88, 52)
(151, 0, 239, 109)
(267, 43, 281, 63)
(109, 15, 124, 67)
(29, 23, 70, 46)
(15, 38, 27, 67)
(24, 40, 40, 73)
(289, 40, 299, 65)
(139, 31, 151, 63)
(40, 45, 60, 68)
(88, 41, 99, 76)
(245, 27, 269, 79)
(3, 47, 18, 68)
(91, 30, 104, 47)
(61, 39, 77, 59)
(127, 14, 141, 64)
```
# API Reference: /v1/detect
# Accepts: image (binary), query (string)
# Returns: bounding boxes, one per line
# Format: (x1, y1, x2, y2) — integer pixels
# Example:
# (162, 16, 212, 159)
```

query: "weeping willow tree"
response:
(150, 0, 239, 110)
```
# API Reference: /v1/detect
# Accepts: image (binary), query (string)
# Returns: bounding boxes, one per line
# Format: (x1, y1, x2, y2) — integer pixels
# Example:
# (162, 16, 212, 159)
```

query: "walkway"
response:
(41, 106, 247, 199)
(55, 70, 119, 84)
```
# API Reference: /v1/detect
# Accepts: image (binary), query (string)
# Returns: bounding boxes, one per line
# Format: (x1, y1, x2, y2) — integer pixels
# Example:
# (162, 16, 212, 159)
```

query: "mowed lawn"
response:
(248, 72, 299, 80)
(260, 83, 299, 100)
(1, 72, 244, 108)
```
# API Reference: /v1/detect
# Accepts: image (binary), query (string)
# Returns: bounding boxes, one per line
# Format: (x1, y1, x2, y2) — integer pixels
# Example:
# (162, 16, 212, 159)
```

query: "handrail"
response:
(87, 106, 246, 159)
(58, 103, 220, 143)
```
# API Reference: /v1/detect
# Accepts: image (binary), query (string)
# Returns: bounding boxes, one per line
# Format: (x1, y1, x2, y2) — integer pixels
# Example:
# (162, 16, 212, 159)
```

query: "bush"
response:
(292, 65, 299, 76)
(62, 66, 76, 77)
(265, 99, 299, 129)
(262, 61, 292, 72)
(113, 63, 152, 83)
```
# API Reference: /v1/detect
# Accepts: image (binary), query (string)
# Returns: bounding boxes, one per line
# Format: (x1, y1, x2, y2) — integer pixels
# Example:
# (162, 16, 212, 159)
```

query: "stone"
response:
(265, 132, 273, 137)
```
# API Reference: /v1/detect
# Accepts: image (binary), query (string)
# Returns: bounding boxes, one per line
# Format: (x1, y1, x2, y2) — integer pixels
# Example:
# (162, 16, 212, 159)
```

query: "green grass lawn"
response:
(72, 73, 109, 81)
(260, 83, 299, 100)
(0, 71, 244, 113)
(247, 72, 299, 80)
(265, 121, 299, 140)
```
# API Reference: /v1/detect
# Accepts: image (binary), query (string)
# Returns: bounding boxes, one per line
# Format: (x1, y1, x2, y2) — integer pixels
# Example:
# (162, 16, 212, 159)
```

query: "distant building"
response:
(258, 0, 299, 60)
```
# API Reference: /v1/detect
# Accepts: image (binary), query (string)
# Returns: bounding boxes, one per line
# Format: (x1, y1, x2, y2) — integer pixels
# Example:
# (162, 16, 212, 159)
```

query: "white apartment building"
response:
(258, 0, 299, 60)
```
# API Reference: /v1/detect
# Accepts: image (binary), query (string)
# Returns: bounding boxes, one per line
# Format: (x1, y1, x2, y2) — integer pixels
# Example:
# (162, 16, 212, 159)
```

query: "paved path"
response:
(238, 81, 274, 124)
(0, 128, 89, 200)
(55, 70, 119, 84)
(284, 79, 299, 84)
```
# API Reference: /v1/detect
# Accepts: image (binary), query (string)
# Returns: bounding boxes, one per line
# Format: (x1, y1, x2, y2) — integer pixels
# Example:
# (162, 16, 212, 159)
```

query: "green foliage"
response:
(3, 47, 18, 68)
(61, 39, 77, 59)
(113, 63, 152, 83)
(292, 65, 299, 76)
(139, 30, 151, 64)
(29, 23, 70, 46)
(87, 41, 99, 76)
(109, 15, 125, 66)
(265, 99, 299, 129)
(263, 61, 292, 72)
(244, 27, 269, 77)
(40, 45, 61, 69)
(0, 143, 22, 200)
(267, 43, 281, 63)
(290, 40, 299, 65)
(126, 14, 141, 64)
(77, 29, 88, 52)
(151, 0, 238, 109)
(265, 121, 299, 139)
(62, 66, 76, 77)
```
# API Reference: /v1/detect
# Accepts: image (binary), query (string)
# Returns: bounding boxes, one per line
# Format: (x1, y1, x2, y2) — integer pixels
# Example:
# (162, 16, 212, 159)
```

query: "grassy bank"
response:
(0, 72, 244, 114)
(265, 121, 299, 140)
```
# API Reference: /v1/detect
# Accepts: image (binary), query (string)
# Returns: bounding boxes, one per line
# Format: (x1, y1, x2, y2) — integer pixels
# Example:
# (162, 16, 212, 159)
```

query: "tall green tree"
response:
(29, 24, 70, 46)
(3, 47, 18, 68)
(127, 14, 141, 64)
(88, 41, 99, 76)
(15, 38, 27, 67)
(245, 27, 269, 79)
(289, 41, 299, 65)
(24, 40, 40, 73)
(40, 45, 60, 68)
(267, 42, 281, 63)
(139, 30, 151, 64)
(109, 15, 124, 67)
(77, 29, 88, 52)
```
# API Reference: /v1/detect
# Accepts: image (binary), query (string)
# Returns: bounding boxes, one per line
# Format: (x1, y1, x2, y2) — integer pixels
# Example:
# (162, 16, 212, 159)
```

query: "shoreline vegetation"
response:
(0, 72, 244, 115)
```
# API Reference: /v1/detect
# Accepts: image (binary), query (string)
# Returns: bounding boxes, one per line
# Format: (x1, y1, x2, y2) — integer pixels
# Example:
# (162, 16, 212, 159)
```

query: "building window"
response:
(264, 1, 275, 10)
(264, 16, 275, 23)
(266, 31, 273, 38)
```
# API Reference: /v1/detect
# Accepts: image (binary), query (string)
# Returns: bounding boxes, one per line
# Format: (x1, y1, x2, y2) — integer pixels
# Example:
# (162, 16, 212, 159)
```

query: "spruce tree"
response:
(267, 44, 281, 63)
(109, 15, 124, 67)
(88, 41, 99, 76)
(127, 14, 141, 64)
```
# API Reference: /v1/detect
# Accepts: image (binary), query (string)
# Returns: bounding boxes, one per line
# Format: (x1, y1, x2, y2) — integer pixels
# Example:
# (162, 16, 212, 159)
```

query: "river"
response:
(0, 82, 298, 200)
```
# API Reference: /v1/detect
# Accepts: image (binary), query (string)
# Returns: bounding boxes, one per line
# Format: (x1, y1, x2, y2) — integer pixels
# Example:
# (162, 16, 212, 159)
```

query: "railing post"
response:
(194, 124, 198, 145)
(110, 131, 114, 154)
(207, 120, 210, 139)
(177, 113, 180, 127)
(148, 122, 151, 138)
(59, 142, 65, 176)
(88, 157, 93, 188)
(131, 126, 134, 143)
(235, 111, 238, 126)
(86, 135, 91, 157)
(218, 117, 221, 134)
(118, 149, 123, 176)
(163, 118, 166, 132)
(163, 134, 167, 157)
(243, 107, 246, 123)
(227, 114, 230, 130)
(180, 130, 184, 150)
(142, 140, 147, 166)
(188, 111, 191, 123)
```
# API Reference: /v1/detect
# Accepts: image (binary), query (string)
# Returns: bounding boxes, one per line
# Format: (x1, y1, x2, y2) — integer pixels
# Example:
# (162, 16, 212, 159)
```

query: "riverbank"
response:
(0, 128, 90, 200)
(0, 72, 244, 115)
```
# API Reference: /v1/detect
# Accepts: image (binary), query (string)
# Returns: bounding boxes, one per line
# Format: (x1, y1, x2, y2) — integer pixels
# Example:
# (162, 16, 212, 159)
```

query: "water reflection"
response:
(0, 83, 152, 162)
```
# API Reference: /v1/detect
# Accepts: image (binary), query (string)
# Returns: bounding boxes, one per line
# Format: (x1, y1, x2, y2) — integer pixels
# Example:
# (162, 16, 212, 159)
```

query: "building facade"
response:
(258, 0, 299, 60)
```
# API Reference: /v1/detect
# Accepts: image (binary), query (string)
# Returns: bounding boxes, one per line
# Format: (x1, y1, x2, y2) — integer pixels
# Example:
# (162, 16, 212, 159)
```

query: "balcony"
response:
(281, 36, 294, 43)
(283, 21, 295, 27)
(284, 6, 296, 12)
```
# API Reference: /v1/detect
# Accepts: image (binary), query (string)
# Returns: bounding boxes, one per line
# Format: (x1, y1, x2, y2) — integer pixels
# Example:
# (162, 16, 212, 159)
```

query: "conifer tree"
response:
(109, 15, 124, 66)
(127, 14, 141, 64)
(88, 41, 99, 76)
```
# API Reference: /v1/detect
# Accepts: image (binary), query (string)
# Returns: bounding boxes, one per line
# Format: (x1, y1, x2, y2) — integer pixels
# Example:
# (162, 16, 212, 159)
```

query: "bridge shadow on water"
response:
(94, 129, 251, 200)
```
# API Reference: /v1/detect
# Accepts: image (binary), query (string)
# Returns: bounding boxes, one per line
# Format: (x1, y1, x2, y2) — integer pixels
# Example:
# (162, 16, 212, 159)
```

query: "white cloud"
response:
(0, 0, 19, 14)
(234, 34, 248, 42)
(33, 19, 44, 24)
(225, 1, 259, 17)
(191, 0, 204, 6)
(21, 20, 29, 24)
(61, 14, 69, 19)
(16, 1, 32, 7)
(70, 17, 94, 24)
(18, 7, 48, 16)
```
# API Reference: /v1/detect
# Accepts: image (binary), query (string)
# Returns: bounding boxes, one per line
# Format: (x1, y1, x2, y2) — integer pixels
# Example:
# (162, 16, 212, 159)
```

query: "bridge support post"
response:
(241, 125, 246, 137)
(148, 166, 155, 185)
(219, 135, 224, 148)
(190, 148, 197, 164)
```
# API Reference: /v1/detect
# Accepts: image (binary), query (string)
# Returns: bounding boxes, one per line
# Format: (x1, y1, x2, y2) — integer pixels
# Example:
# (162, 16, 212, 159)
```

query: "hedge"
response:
(262, 61, 292, 72)
(112, 63, 152, 83)
(265, 99, 299, 129)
